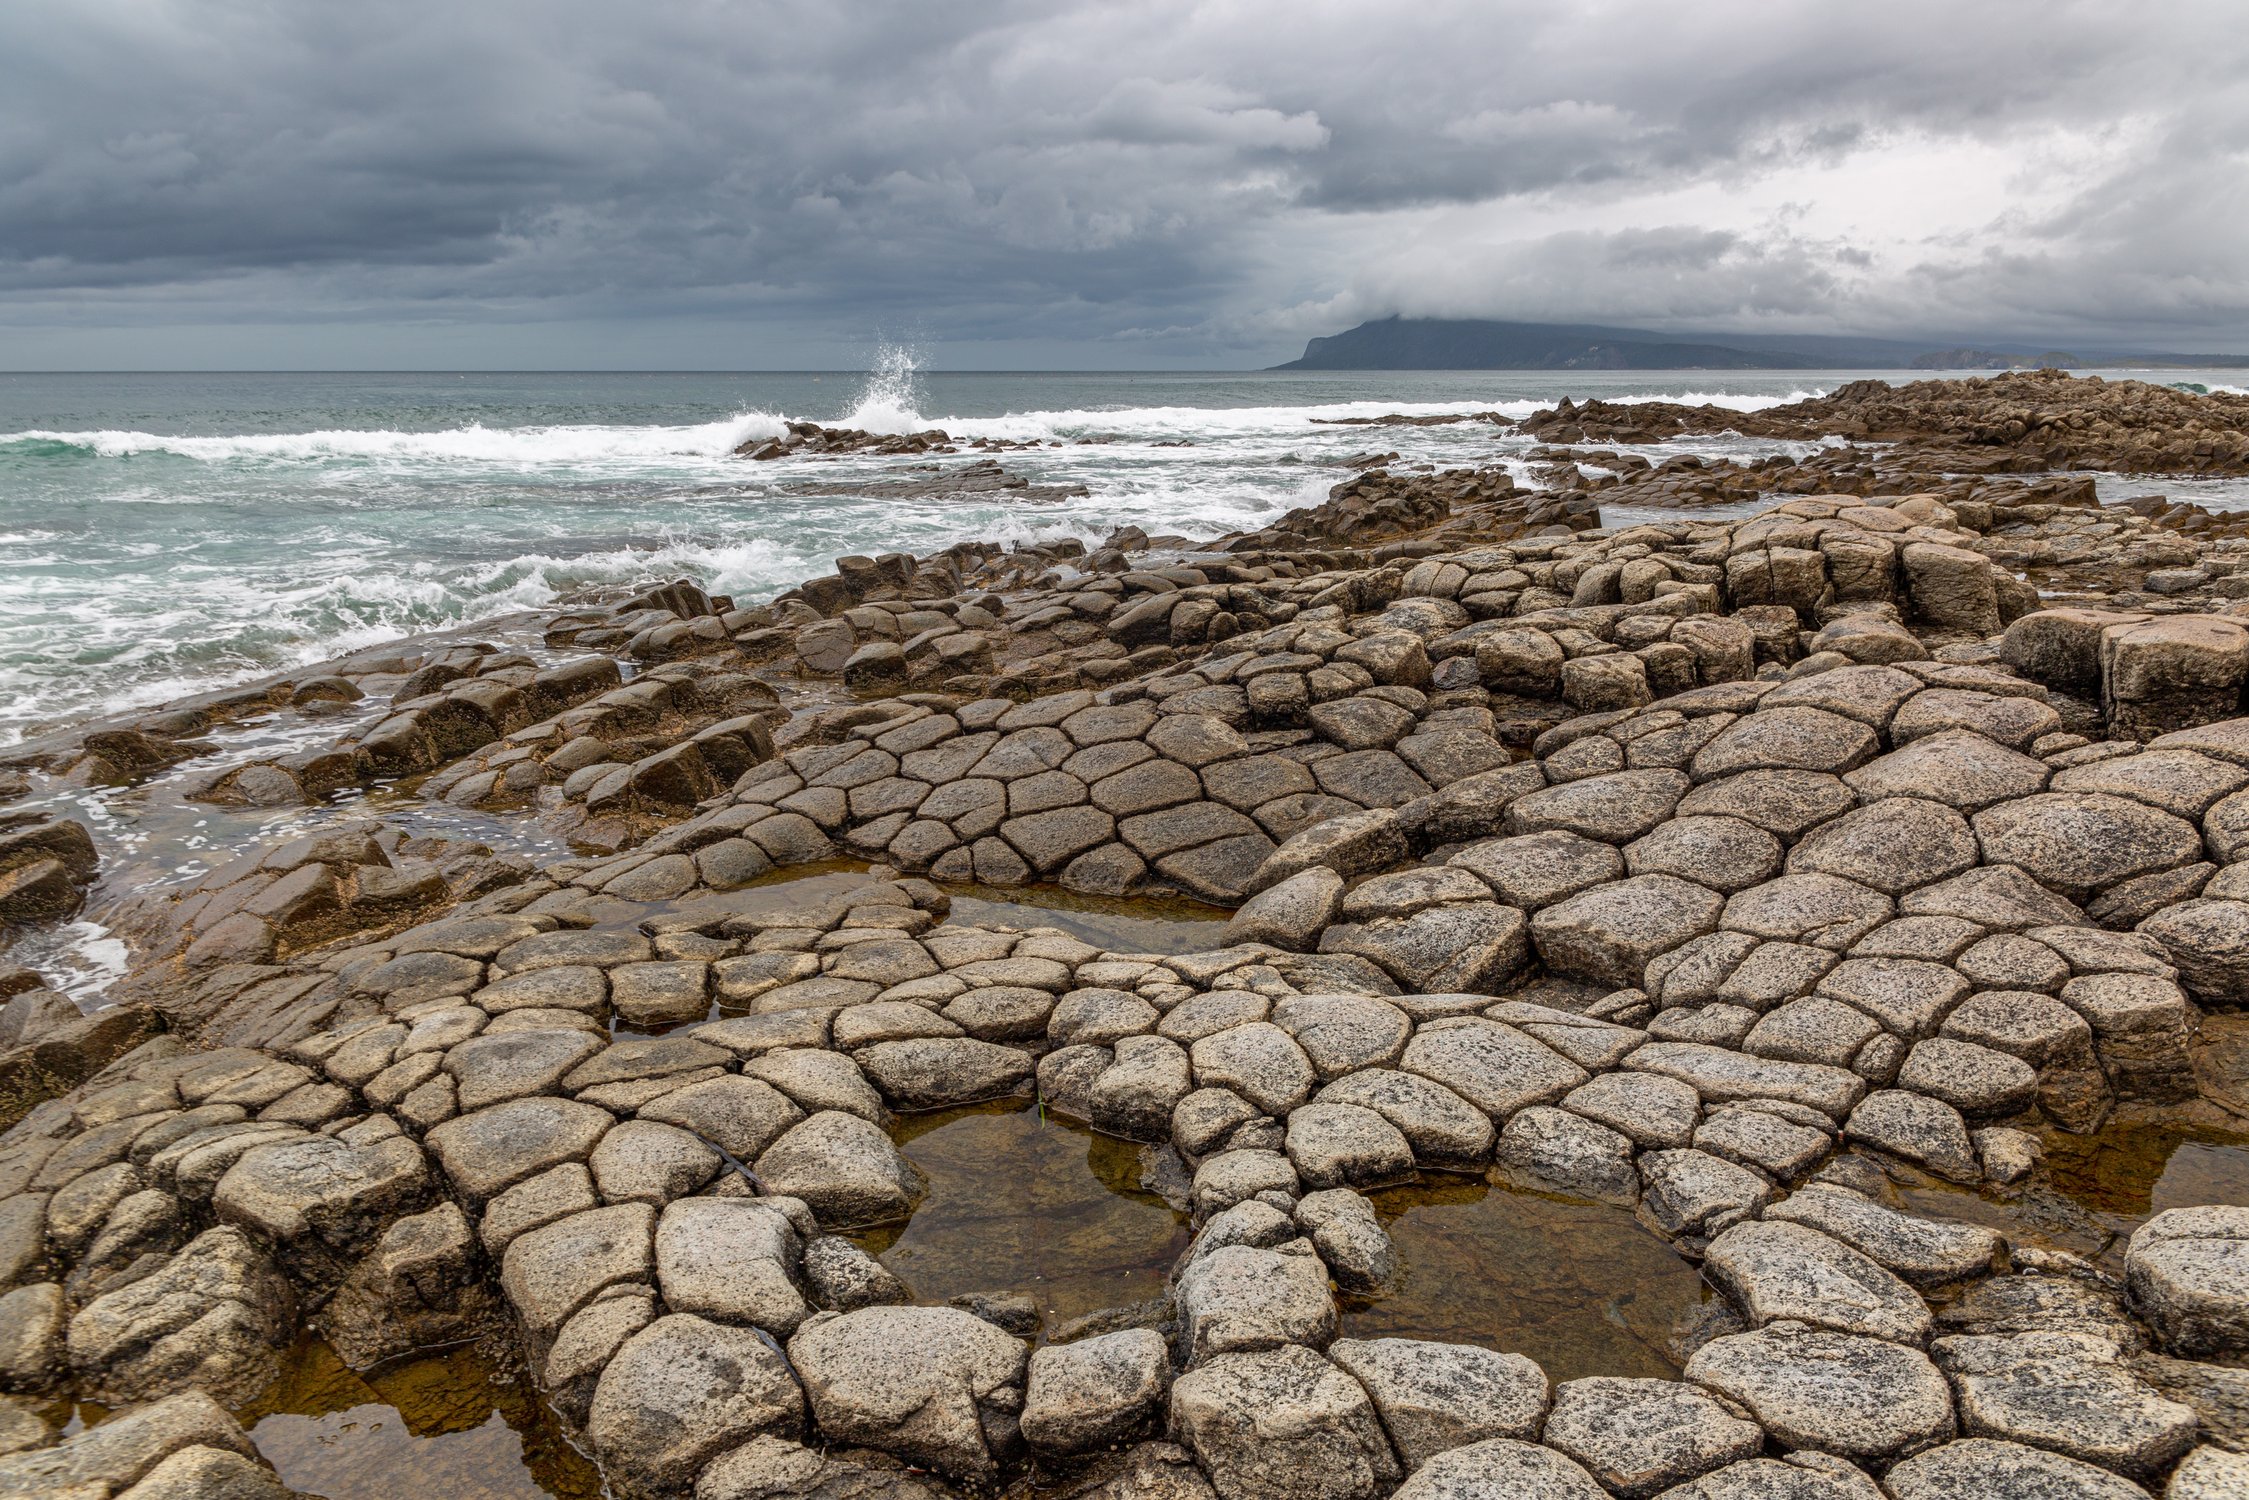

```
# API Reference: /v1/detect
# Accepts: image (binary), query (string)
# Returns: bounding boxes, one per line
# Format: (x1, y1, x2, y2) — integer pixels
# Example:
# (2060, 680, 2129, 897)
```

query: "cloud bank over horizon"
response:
(3, 0, 2246, 367)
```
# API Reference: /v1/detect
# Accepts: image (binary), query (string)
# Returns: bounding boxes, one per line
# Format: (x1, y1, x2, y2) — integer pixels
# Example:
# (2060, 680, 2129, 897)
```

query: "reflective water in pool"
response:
(2039, 1113, 2249, 1221)
(1342, 1174, 1712, 1381)
(235, 1336, 600, 1500)
(944, 885, 1233, 955)
(855, 1099, 1191, 1337)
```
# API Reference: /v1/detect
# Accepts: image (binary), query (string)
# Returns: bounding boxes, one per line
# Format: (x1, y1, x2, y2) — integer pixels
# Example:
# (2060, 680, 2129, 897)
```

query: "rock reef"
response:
(3, 373, 2249, 1499)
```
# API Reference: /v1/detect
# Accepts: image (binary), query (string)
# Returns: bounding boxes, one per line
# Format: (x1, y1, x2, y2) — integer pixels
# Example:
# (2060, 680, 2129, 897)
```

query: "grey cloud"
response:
(0, 0, 2244, 364)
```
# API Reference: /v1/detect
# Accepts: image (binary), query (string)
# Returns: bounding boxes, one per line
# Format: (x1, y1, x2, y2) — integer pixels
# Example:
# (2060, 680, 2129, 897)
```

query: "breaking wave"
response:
(0, 384, 1822, 473)
(0, 412, 788, 467)
(0, 367, 1867, 743)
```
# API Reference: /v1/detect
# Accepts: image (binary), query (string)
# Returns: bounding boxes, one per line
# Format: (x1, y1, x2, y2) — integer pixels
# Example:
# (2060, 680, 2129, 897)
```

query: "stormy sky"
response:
(3, 0, 2244, 368)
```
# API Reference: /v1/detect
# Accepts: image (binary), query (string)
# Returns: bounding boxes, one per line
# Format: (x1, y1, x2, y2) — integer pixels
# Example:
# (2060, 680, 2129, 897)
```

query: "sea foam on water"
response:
(0, 367, 1863, 746)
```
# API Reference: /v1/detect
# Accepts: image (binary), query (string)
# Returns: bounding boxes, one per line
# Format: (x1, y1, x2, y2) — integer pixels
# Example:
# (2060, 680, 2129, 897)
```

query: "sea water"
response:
(4, 358, 2243, 745)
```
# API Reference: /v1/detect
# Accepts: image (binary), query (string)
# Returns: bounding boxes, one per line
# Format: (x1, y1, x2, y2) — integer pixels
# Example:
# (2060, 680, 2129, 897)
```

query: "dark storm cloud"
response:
(1, 0, 2244, 363)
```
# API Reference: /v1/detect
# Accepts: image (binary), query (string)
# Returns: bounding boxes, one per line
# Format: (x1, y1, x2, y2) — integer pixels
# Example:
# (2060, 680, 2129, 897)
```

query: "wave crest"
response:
(0, 412, 788, 466)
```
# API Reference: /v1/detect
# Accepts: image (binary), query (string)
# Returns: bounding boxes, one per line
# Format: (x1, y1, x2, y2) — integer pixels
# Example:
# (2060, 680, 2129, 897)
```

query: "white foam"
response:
(0, 373, 1850, 746)
(0, 386, 1819, 470)
(5, 919, 128, 1001)
(916, 389, 1825, 445)
(0, 411, 787, 466)
(837, 345, 934, 435)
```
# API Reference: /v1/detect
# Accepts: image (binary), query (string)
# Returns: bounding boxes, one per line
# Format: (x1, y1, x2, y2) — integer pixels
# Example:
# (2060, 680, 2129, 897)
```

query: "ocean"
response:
(4, 360, 2244, 746)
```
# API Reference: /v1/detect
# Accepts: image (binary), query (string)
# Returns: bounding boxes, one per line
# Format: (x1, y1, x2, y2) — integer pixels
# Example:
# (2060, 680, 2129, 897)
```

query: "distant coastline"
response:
(1272, 315, 2249, 372)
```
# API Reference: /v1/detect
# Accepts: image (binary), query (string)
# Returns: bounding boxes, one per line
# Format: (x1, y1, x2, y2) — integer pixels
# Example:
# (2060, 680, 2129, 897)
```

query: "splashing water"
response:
(22, 363, 2161, 746)
(840, 345, 931, 434)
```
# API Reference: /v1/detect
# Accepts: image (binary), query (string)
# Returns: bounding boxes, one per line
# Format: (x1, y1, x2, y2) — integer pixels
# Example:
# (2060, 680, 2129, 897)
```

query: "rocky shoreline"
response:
(2, 373, 2249, 1499)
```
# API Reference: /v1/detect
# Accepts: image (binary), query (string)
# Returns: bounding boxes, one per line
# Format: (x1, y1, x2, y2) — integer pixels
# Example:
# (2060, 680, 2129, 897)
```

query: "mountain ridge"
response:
(1269, 316, 2249, 371)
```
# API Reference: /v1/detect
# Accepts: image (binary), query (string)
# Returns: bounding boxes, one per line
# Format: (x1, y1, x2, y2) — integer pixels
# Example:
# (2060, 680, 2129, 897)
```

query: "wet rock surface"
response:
(13, 375, 2249, 1498)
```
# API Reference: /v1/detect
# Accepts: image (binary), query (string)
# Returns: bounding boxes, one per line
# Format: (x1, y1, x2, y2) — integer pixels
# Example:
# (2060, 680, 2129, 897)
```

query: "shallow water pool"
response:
(944, 885, 1233, 955)
(854, 1099, 1190, 1337)
(236, 1336, 600, 1500)
(1342, 1174, 1711, 1380)
(2039, 1113, 2249, 1222)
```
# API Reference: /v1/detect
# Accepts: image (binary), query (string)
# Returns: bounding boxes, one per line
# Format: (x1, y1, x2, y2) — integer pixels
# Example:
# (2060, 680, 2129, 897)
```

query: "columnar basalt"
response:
(6, 379, 2249, 1498)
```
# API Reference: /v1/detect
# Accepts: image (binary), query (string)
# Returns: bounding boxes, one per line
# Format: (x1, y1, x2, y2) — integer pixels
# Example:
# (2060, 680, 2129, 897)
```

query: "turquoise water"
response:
(3, 363, 2238, 743)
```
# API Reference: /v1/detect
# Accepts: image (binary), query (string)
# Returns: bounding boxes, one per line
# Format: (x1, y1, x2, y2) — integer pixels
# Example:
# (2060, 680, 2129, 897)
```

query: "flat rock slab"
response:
(586, 1313, 804, 1493)
(1391, 1438, 1607, 1500)
(1507, 770, 1691, 844)
(2126, 1205, 2249, 1357)
(1021, 1328, 1169, 1459)
(754, 1111, 919, 1228)
(1971, 793, 2202, 900)
(1934, 1330, 2197, 1477)
(1169, 1345, 1402, 1500)
(853, 1038, 1033, 1109)
(1271, 995, 1412, 1079)
(694, 1434, 960, 1500)
(637, 1075, 804, 1160)
(1844, 1090, 1978, 1183)
(1284, 1102, 1414, 1190)
(499, 1201, 654, 1339)
(1324, 1337, 1548, 1470)
(1531, 875, 1724, 989)
(1175, 1244, 1337, 1360)
(1191, 1023, 1318, 1116)
(1450, 830, 1624, 909)
(1704, 1220, 1931, 1344)
(210, 1131, 428, 1254)
(1684, 1323, 1955, 1461)
(789, 1304, 1028, 1482)
(425, 1097, 614, 1203)
(654, 1197, 809, 1334)
(2168, 1446, 2249, 1500)
(1541, 1376, 1763, 1498)
(1627, 1042, 1864, 1118)
(1317, 901, 1531, 994)
(1401, 1021, 1588, 1120)
(1884, 1437, 2156, 1500)
(444, 1028, 604, 1111)
(1315, 1069, 1495, 1167)
(1652, 1454, 1887, 1499)
(1763, 1185, 2002, 1287)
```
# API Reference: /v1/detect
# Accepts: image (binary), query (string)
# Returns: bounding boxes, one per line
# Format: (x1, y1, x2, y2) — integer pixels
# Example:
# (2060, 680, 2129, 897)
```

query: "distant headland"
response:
(1270, 315, 2249, 371)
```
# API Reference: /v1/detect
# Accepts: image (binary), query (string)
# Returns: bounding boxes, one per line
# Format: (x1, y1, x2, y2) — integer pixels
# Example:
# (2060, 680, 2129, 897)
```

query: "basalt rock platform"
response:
(3, 377, 2249, 1499)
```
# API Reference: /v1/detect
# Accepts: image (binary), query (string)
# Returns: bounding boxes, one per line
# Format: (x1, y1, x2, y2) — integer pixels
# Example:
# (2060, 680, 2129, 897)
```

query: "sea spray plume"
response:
(838, 344, 931, 435)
